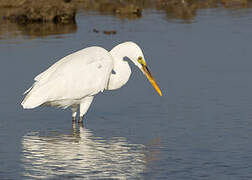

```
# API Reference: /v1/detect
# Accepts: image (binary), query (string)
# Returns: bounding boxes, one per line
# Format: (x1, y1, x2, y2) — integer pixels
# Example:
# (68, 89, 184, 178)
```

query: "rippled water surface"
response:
(1, 8, 252, 179)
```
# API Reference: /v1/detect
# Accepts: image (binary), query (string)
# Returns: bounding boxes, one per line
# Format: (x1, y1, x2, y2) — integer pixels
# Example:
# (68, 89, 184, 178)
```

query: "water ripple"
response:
(21, 125, 146, 179)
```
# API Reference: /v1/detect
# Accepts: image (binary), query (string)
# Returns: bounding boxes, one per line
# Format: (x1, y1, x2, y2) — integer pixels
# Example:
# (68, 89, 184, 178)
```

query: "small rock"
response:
(93, 28, 99, 33)
(103, 30, 116, 35)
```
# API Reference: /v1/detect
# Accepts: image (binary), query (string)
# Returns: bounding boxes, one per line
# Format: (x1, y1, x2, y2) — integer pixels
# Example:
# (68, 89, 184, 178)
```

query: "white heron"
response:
(21, 42, 162, 123)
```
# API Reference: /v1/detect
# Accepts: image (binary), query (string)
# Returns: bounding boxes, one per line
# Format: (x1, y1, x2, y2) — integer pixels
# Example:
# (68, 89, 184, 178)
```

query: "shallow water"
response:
(1, 9, 252, 179)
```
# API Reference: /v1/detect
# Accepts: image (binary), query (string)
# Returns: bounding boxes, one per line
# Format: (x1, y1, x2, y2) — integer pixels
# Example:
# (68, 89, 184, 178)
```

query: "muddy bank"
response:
(0, 0, 252, 39)
(1, 0, 252, 25)
(0, 0, 144, 24)
(157, 0, 252, 21)
(1, 0, 76, 24)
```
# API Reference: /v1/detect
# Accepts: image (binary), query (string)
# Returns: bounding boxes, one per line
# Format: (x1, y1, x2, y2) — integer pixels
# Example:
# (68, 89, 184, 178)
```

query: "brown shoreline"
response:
(0, 0, 252, 25)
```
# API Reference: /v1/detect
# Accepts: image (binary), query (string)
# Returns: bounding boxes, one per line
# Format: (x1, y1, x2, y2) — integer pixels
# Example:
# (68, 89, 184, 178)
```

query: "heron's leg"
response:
(71, 105, 78, 122)
(79, 96, 94, 123)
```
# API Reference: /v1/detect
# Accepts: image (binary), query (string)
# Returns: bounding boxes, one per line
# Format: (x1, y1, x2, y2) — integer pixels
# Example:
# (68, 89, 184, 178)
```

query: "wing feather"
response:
(22, 47, 113, 109)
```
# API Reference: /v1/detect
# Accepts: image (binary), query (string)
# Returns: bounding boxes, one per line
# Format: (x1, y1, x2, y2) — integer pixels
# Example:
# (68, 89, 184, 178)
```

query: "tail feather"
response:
(23, 83, 36, 95)
(21, 84, 49, 109)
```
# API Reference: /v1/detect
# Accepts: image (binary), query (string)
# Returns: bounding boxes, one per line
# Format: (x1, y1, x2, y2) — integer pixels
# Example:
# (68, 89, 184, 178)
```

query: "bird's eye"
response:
(137, 56, 146, 66)
(137, 56, 144, 65)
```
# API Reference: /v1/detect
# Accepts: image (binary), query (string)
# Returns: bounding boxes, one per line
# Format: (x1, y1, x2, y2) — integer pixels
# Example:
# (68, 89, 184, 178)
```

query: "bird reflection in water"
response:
(21, 124, 150, 179)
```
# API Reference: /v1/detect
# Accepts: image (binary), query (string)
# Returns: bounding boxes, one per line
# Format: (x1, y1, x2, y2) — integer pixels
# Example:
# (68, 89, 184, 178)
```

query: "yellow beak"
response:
(142, 65, 163, 96)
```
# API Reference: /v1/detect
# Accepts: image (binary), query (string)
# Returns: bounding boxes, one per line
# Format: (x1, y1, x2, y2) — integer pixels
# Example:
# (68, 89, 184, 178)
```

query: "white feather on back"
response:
(22, 47, 113, 109)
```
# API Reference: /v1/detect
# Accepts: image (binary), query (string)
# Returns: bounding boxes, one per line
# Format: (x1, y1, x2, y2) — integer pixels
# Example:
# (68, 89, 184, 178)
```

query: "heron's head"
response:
(111, 41, 163, 96)
(124, 42, 162, 96)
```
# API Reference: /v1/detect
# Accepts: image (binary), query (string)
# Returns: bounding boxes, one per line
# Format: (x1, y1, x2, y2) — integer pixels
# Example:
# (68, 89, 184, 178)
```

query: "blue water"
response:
(1, 8, 252, 179)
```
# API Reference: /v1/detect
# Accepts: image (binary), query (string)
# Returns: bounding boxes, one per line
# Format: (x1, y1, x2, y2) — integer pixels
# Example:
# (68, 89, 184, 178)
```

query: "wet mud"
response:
(1, 0, 252, 24)
(0, 0, 252, 38)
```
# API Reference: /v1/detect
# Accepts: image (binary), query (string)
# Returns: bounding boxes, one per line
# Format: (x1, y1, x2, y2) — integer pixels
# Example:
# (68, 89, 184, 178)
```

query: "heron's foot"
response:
(72, 116, 77, 122)
(78, 116, 84, 124)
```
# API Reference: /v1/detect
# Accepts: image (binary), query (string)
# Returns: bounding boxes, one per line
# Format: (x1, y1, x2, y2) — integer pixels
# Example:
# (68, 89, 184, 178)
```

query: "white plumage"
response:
(22, 41, 162, 123)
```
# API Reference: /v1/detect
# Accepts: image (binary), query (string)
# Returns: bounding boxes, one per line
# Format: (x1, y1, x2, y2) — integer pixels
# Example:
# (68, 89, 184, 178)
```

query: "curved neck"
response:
(106, 43, 135, 90)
